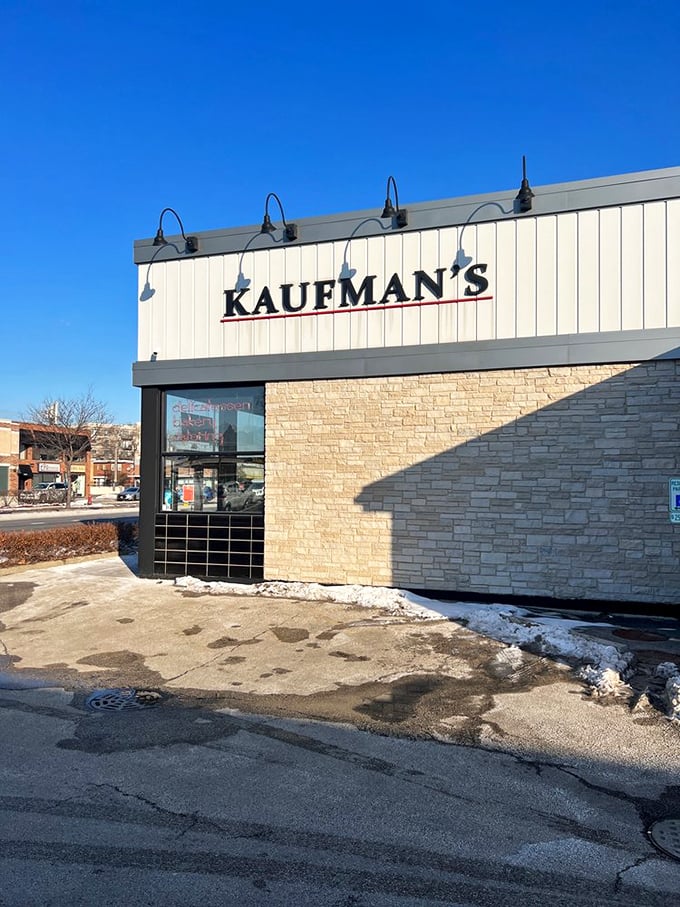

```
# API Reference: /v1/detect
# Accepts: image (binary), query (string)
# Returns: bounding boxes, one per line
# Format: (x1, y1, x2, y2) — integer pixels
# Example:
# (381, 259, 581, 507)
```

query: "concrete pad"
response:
(1, 554, 679, 763)
(0, 556, 497, 696)
(479, 680, 680, 774)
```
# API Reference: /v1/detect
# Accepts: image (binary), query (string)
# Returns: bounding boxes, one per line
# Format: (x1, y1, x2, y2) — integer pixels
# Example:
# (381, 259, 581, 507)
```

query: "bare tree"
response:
(25, 390, 111, 507)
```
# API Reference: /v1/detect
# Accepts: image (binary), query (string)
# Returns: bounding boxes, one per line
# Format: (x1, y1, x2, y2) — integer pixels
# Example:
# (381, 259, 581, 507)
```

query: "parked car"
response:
(21, 482, 69, 504)
(117, 486, 141, 501)
(220, 480, 264, 512)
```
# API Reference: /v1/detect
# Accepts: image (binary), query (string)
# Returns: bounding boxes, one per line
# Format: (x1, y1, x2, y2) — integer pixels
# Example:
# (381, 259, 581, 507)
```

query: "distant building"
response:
(90, 423, 140, 487)
(0, 419, 20, 496)
(0, 419, 93, 498)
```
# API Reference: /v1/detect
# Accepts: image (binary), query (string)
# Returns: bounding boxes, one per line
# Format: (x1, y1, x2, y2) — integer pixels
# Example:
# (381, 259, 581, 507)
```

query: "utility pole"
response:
(113, 427, 120, 488)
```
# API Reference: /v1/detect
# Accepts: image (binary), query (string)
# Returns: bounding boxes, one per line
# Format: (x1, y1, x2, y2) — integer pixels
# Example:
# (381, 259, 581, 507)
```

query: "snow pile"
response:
(655, 662, 680, 719)
(665, 677, 680, 720)
(654, 661, 680, 680)
(400, 596, 633, 695)
(491, 645, 524, 671)
(174, 576, 440, 618)
(174, 576, 635, 693)
(578, 666, 627, 696)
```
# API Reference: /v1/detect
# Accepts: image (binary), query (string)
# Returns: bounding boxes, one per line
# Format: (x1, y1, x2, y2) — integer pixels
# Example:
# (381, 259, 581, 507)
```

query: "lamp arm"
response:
(158, 207, 188, 240)
(385, 175, 400, 210)
(458, 200, 512, 248)
(265, 192, 290, 228)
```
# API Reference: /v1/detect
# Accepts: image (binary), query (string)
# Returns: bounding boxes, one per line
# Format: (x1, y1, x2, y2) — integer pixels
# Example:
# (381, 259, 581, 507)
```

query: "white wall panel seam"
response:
(575, 213, 580, 334)
(493, 221, 499, 340)
(532, 217, 538, 336)
(669, 199, 680, 325)
(642, 203, 646, 328)
(668, 199, 672, 325)
(619, 206, 623, 331)
(514, 218, 519, 339)
(648, 202, 668, 329)
(597, 210, 601, 333)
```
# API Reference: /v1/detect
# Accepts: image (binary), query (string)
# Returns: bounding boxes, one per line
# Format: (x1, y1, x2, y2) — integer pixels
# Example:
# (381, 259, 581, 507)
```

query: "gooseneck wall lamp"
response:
(153, 207, 200, 253)
(381, 175, 408, 228)
(514, 156, 534, 213)
(260, 192, 298, 241)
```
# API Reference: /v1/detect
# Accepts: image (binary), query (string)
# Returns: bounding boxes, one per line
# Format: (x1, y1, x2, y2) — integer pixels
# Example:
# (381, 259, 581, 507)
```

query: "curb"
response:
(0, 551, 122, 577)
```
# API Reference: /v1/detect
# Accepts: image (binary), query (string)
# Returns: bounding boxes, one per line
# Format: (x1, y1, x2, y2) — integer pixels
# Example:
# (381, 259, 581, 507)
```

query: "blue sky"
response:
(1, 0, 678, 423)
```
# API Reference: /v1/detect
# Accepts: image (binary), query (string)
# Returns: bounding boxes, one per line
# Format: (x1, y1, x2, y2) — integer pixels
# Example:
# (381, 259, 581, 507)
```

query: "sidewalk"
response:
(0, 554, 679, 768)
(0, 498, 137, 515)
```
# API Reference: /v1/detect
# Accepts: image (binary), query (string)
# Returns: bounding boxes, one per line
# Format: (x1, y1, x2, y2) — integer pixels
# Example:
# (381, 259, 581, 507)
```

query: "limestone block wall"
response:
(264, 361, 680, 604)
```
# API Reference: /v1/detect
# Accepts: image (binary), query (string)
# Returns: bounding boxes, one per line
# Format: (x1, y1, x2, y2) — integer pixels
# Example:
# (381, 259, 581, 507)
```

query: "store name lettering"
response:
(172, 401, 252, 412)
(222, 265, 489, 320)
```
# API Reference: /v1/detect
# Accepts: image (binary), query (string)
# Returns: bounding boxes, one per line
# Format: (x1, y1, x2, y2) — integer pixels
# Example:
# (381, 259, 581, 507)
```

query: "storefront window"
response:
(162, 386, 264, 513)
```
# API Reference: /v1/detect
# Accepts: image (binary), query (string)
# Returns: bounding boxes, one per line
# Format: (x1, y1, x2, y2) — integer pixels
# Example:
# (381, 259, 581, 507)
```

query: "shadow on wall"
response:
(355, 361, 680, 605)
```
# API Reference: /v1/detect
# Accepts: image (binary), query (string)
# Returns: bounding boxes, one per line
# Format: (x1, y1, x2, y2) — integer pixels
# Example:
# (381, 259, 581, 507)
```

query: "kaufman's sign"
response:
(222, 264, 490, 322)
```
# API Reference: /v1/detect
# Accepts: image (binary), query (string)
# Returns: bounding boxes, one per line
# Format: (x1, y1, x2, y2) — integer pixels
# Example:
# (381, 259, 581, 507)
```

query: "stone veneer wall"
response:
(264, 361, 680, 604)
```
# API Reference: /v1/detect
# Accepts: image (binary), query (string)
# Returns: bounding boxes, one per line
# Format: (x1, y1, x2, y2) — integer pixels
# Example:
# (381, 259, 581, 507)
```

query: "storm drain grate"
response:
(648, 819, 680, 860)
(85, 688, 162, 712)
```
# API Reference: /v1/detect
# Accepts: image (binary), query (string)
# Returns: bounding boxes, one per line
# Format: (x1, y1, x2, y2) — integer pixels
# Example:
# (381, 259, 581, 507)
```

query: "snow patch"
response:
(665, 676, 680, 721)
(654, 662, 680, 719)
(577, 666, 627, 696)
(489, 645, 524, 671)
(655, 661, 679, 680)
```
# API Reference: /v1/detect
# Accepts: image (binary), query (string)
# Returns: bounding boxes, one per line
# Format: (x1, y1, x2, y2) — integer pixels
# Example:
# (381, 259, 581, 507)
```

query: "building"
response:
(0, 419, 20, 497)
(90, 422, 141, 487)
(133, 166, 680, 605)
(0, 419, 93, 498)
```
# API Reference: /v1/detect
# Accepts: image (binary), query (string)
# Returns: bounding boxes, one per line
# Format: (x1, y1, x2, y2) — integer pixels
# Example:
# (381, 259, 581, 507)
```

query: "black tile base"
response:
(153, 512, 264, 580)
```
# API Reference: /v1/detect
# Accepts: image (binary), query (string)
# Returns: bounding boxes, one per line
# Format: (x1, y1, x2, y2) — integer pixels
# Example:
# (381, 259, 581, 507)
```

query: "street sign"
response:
(670, 479, 680, 524)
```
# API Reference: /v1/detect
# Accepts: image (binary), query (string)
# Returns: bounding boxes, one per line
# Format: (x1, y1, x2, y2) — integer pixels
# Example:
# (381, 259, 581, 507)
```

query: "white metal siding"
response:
(137, 200, 680, 363)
